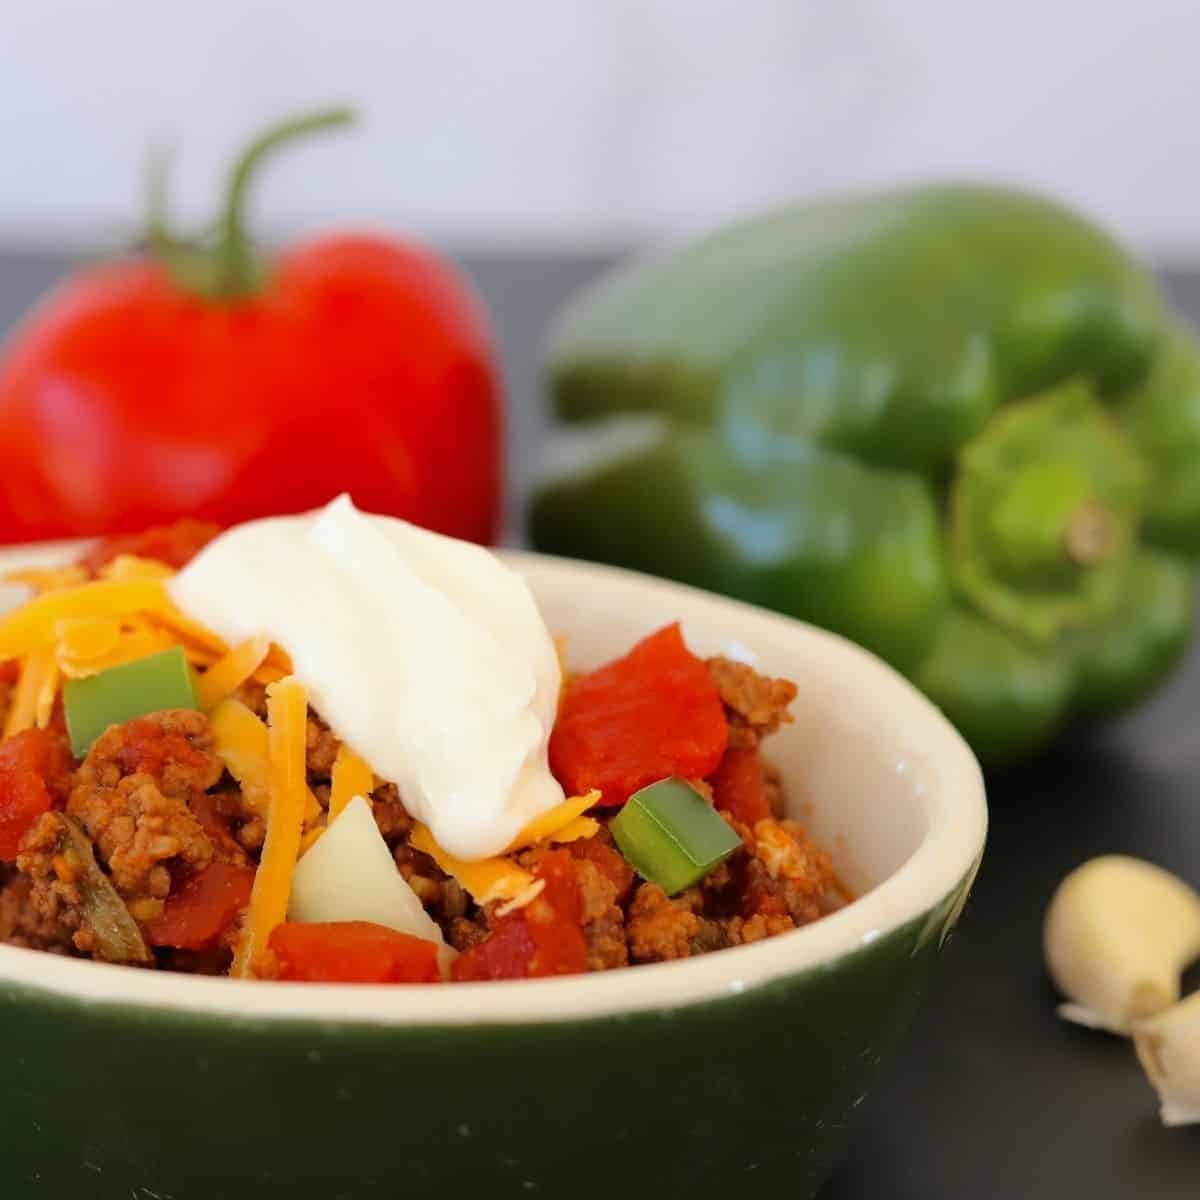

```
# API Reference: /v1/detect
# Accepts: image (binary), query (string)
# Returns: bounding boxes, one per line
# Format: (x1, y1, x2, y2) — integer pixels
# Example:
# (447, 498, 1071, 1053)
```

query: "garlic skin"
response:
(1043, 855, 1200, 1035)
(1134, 992, 1200, 1126)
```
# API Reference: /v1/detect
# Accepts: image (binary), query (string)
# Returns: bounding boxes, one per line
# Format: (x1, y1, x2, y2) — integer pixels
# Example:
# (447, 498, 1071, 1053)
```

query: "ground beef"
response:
(707, 657, 798, 749)
(235, 816, 266, 852)
(626, 884, 701, 963)
(371, 783, 413, 842)
(68, 775, 212, 902)
(78, 710, 224, 801)
(191, 791, 252, 866)
(393, 842, 452, 913)
(448, 913, 489, 952)
(233, 680, 268, 719)
(724, 817, 842, 927)
(305, 715, 340, 778)
(722, 912, 796, 945)
(0, 870, 75, 953)
(8, 813, 89, 954)
(234, 686, 341, 780)
(574, 857, 628, 970)
(762, 757, 785, 819)
(67, 711, 222, 903)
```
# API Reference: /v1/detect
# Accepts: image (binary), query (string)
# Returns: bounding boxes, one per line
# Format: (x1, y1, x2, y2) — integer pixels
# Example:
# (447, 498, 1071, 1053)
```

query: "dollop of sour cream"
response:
(169, 495, 565, 860)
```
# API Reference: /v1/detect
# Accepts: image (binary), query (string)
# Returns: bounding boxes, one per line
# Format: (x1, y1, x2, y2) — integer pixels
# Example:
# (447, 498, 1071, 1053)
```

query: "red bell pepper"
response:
(145, 862, 256, 950)
(269, 921, 442, 984)
(0, 728, 72, 861)
(549, 623, 728, 807)
(0, 110, 501, 545)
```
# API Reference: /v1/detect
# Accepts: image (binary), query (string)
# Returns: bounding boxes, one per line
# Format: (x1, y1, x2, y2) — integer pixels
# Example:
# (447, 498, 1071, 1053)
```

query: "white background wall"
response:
(3, 0, 1199, 256)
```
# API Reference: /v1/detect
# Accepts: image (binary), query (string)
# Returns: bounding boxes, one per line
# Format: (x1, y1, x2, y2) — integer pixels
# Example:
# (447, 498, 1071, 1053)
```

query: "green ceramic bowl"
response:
(0, 548, 986, 1200)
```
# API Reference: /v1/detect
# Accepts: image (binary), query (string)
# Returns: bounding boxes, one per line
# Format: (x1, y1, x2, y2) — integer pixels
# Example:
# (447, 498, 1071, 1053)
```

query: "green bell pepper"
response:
(64, 645, 200, 758)
(530, 185, 1200, 766)
(610, 777, 742, 895)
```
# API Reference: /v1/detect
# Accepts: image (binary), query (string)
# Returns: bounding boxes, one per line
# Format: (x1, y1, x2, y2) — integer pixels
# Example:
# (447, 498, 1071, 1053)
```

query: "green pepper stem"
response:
(1064, 500, 1116, 565)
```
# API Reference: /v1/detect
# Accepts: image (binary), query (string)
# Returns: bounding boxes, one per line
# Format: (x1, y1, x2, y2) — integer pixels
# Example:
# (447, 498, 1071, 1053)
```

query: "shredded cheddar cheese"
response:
(545, 815, 600, 844)
(209, 698, 271, 817)
(409, 792, 603, 909)
(232, 675, 309, 978)
(150, 603, 230, 657)
(34, 656, 59, 729)
(55, 616, 121, 661)
(4, 565, 89, 594)
(507, 790, 601, 852)
(410, 824, 536, 906)
(196, 636, 270, 710)
(98, 555, 176, 582)
(210, 697, 322, 827)
(0, 578, 177, 661)
(496, 878, 546, 918)
(4, 645, 56, 738)
(329, 744, 374, 823)
(52, 614, 182, 680)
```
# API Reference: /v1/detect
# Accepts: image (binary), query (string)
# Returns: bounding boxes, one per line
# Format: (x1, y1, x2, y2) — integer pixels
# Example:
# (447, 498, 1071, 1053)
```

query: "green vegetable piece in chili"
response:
(57, 816, 152, 965)
(64, 645, 200, 757)
(610, 777, 741, 896)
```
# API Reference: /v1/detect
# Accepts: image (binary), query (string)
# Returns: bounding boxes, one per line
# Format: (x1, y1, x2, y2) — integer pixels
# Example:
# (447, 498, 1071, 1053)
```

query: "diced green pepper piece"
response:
(609, 777, 741, 896)
(64, 645, 200, 758)
(57, 816, 152, 964)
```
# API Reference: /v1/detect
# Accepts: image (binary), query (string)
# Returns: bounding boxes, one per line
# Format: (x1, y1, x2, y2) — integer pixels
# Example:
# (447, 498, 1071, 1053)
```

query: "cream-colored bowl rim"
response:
(0, 544, 986, 1026)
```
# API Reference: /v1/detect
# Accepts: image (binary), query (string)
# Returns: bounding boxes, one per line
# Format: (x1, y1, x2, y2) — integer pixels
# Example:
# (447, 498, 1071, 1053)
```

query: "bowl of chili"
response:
(0, 535, 986, 1200)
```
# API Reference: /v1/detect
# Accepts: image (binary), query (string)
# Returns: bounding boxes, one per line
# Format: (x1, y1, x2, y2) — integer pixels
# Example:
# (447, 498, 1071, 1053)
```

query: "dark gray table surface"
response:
(2, 247, 1198, 1197)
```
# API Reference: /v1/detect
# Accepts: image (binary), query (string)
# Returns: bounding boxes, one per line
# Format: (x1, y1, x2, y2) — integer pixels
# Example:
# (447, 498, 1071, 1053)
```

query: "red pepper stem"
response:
(212, 107, 356, 298)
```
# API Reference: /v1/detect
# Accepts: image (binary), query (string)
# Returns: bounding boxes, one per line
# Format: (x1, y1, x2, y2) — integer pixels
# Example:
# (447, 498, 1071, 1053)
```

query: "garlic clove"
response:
(1043, 855, 1200, 1036)
(1134, 991, 1200, 1127)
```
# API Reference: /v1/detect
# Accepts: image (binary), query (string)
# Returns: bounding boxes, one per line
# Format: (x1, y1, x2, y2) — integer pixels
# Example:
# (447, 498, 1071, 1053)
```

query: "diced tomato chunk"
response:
(108, 715, 213, 780)
(78, 519, 221, 576)
(451, 916, 538, 982)
(146, 863, 256, 950)
(452, 850, 588, 981)
(0, 729, 71, 861)
(188, 792, 248, 864)
(269, 921, 442, 984)
(530, 848, 583, 925)
(711, 744, 771, 826)
(569, 838, 635, 902)
(549, 623, 728, 807)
